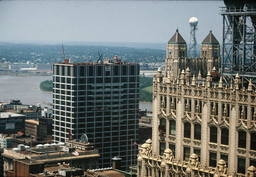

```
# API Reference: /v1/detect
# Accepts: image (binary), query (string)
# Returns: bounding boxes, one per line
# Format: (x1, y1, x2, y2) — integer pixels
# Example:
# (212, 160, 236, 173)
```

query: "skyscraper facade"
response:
(137, 29, 256, 176)
(52, 57, 140, 171)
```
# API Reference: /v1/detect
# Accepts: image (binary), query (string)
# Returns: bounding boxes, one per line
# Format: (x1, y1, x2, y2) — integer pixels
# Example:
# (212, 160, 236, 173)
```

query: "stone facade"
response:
(165, 30, 220, 79)
(137, 139, 256, 177)
(138, 30, 256, 176)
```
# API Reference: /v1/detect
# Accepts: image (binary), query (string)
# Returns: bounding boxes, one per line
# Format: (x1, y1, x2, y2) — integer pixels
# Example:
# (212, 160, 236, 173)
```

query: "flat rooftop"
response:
(89, 170, 125, 177)
(16, 159, 44, 165)
(54, 58, 138, 66)
(25, 119, 39, 125)
(0, 112, 25, 118)
(3, 146, 100, 162)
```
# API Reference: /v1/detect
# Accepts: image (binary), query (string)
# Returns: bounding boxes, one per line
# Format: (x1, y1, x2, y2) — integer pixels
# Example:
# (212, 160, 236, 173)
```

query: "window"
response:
(169, 120, 176, 135)
(194, 124, 201, 140)
(122, 66, 127, 75)
(210, 126, 217, 143)
(250, 159, 256, 167)
(251, 133, 256, 150)
(130, 66, 135, 75)
(160, 142, 166, 156)
(114, 66, 119, 76)
(238, 131, 246, 148)
(169, 144, 175, 158)
(89, 66, 93, 76)
(97, 66, 102, 76)
(221, 154, 228, 167)
(194, 148, 200, 162)
(237, 158, 246, 174)
(80, 66, 84, 76)
(221, 128, 229, 145)
(158, 118, 166, 134)
(209, 152, 217, 167)
(184, 122, 191, 138)
(168, 49, 173, 56)
(183, 146, 190, 161)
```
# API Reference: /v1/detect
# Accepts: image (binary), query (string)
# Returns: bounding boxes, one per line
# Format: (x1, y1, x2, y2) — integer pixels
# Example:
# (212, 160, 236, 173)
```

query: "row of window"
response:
(164, 96, 256, 120)
(54, 64, 139, 77)
(160, 119, 256, 150)
(53, 76, 139, 84)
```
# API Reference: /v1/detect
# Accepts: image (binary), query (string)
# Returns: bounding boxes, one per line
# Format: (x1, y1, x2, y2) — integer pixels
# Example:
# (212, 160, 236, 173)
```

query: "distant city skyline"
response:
(0, 1, 224, 45)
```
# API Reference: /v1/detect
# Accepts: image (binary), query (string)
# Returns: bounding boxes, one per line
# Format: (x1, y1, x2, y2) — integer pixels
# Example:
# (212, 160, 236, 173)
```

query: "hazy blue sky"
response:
(0, 1, 225, 45)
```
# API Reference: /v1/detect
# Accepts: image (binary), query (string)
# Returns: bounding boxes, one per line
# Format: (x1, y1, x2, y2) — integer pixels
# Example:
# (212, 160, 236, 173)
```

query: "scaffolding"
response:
(221, 5, 256, 88)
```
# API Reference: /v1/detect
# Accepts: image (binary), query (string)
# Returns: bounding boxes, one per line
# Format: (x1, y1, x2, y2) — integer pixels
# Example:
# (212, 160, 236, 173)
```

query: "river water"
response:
(0, 76, 152, 111)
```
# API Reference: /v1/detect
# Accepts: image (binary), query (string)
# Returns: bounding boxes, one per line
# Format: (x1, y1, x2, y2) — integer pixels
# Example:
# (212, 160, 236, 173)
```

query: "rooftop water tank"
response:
(58, 142, 65, 146)
(17, 144, 25, 151)
(12, 148, 19, 152)
(44, 144, 51, 148)
(51, 143, 57, 147)
(36, 144, 43, 148)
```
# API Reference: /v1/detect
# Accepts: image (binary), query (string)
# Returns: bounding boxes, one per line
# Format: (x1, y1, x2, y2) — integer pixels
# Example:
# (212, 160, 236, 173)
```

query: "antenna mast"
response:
(188, 17, 198, 58)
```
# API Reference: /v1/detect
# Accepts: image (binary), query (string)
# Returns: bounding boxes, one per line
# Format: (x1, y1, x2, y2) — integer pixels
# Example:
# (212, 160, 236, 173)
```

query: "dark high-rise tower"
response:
(52, 57, 140, 171)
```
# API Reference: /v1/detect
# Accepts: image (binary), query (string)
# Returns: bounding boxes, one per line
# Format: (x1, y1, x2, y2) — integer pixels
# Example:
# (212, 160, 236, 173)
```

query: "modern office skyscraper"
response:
(52, 57, 140, 171)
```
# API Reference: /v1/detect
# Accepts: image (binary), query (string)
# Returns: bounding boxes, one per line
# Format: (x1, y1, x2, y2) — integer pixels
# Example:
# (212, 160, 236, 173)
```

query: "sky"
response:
(0, 1, 225, 45)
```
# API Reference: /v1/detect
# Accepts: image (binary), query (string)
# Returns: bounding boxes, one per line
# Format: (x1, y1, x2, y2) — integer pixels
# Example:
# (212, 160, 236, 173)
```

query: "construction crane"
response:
(97, 52, 103, 63)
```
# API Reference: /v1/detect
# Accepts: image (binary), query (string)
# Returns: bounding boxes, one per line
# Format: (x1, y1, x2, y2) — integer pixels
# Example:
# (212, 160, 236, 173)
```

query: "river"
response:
(0, 75, 152, 111)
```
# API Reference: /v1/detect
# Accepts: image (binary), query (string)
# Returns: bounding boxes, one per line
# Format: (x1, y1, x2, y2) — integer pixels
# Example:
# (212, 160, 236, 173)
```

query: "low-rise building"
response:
(3, 135, 99, 173)
(5, 159, 45, 177)
(36, 64, 53, 71)
(0, 147, 3, 177)
(0, 135, 13, 148)
(25, 120, 39, 137)
(0, 112, 25, 134)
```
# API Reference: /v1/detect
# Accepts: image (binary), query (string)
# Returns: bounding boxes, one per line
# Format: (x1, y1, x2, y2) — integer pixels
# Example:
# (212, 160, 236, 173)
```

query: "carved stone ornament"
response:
(219, 118, 230, 129)
(208, 116, 218, 127)
(209, 143, 218, 149)
(248, 121, 256, 133)
(237, 148, 246, 155)
(192, 114, 202, 124)
(183, 138, 191, 145)
(236, 121, 248, 131)
(249, 150, 256, 157)
(220, 145, 229, 152)
(168, 135, 176, 142)
(182, 112, 191, 122)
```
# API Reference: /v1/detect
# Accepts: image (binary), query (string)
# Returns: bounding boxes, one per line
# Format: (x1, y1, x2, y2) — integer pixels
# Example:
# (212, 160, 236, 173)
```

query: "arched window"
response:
(210, 126, 217, 143)
(184, 122, 191, 138)
(158, 118, 166, 134)
(169, 120, 176, 136)
(238, 131, 246, 149)
(221, 128, 229, 145)
(194, 124, 201, 140)
(251, 133, 256, 150)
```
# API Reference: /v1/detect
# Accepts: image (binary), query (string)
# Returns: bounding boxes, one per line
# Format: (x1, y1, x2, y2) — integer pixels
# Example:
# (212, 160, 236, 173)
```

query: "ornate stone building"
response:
(137, 30, 256, 176)
(137, 139, 256, 177)
(165, 30, 220, 78)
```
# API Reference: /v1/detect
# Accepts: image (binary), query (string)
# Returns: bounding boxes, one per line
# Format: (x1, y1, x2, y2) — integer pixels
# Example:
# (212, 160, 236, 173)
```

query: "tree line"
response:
(40, 80, 53, 92)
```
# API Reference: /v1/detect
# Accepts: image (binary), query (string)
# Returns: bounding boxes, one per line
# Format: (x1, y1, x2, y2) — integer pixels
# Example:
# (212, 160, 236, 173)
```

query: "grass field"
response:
(142, 86, 153, 93)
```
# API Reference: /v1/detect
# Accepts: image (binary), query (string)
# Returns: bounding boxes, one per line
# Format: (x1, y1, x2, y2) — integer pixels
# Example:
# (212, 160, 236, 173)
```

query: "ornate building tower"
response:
(200, 30, 220, 74)
(142, 29, 256, 176)
(165, 29, 187, 78)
